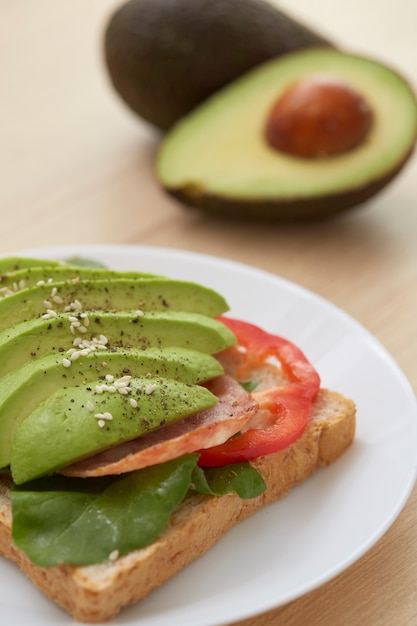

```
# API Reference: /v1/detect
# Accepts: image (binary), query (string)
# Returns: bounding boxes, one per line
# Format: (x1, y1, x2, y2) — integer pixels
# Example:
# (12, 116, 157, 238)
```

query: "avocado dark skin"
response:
(166, 156, 413, 221)
(104, 0, 332, 130)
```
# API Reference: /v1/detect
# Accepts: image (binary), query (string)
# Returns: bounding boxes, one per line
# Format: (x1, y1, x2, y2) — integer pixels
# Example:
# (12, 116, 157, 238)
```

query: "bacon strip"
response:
(61, 375, 258, 478)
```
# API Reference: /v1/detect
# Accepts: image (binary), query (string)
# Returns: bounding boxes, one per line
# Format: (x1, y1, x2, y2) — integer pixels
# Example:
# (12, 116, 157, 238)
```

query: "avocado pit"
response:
(264, 74, 374, 158)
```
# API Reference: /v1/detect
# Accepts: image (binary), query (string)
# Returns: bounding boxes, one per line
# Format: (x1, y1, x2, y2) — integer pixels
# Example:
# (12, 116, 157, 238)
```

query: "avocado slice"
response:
(157, 48, 417, 219)
(11, 376, 217, 484)
(0, 265, 157, 292)
(104, 0, 332, 130)
(0, 257, 64, 274)
(0, 276, 229, 332)
(0, 347, 223, 469)
(0, 310, 236, 378)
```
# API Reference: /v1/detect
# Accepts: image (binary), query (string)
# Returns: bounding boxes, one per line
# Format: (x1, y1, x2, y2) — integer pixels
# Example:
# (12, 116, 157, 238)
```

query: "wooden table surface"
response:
(2, 1, 417, 625)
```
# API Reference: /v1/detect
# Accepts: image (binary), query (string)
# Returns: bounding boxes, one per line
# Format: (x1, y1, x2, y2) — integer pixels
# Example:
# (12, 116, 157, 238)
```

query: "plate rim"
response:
(1, 242, 417, 626)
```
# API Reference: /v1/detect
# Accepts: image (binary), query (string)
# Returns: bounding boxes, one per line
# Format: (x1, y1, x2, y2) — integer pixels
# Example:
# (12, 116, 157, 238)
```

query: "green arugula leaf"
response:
(64, 256, 107, 268)
(11, 454, 198, 567)
(11, 455, 266, 568)
(192, 462, 266, 499)
(239, 380, 260, 392)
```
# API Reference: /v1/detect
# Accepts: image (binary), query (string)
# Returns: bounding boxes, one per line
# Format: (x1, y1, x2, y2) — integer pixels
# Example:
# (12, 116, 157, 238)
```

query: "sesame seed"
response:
(145, 383, 158, 395)
(86, 401, 94, 412)
(117, 387, 129, 395)
(64, 299, 82, 312)
(70, 351, 81, 361)
(80, 313, 90, 326)
(41, 309, 58, 319)
(105, 374, 114, 382)
(135, 309, 144, 317)
(43, 299, 52, 309)
(36, 280, 45, 286)
(0, 287, 13, 297)
(62, 358, 72, 368)
(95, 412, 113, 420)
(97, 419, 105, 428)
(109, 549, 119, 562)
(129, 398, 138, 408)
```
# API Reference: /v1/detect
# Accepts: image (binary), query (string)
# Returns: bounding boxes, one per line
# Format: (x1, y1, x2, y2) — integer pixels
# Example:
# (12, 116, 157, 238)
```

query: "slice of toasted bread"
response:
(0, 388, 355, 623)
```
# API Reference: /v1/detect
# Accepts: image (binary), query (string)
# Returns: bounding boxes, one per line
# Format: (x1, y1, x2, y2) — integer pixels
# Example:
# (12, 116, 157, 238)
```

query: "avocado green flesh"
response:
(0, 265, 157, 291)
(0, 310, 235, 378)
(0, 257, 64, 274)
(11, 376, 217, 484)
(157, 48, 417, 218)
(0, 347, 223, 469)
(0, 277, 228, 333)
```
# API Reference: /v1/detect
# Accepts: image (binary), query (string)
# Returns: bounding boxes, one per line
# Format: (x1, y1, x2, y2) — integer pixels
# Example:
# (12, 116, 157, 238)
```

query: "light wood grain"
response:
(1, 1, 417, 625)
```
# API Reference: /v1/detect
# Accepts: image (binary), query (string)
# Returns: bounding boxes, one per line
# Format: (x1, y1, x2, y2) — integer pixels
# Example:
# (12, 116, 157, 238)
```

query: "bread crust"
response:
(0, 388, 355, 622)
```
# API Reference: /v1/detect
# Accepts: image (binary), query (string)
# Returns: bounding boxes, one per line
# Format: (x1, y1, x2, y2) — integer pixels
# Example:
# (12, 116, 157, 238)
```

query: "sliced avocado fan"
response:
(0, 257, 237, 482)
(157, 48, 417, 220)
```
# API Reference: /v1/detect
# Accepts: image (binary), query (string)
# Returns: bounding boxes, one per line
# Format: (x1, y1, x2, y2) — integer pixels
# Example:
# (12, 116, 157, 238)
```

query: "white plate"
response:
(1, 244, 417, 626)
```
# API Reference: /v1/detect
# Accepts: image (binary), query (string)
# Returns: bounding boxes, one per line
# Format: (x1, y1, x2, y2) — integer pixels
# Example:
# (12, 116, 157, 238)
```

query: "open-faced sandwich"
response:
(0, 256, 356, 622)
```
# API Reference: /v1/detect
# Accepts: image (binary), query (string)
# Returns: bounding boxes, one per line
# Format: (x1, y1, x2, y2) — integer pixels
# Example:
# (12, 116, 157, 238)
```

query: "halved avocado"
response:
(156, 48, 417, 220)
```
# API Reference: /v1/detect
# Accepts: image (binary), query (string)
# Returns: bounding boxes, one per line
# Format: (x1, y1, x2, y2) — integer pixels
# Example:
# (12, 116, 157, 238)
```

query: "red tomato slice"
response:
(198, 317, 320, 467)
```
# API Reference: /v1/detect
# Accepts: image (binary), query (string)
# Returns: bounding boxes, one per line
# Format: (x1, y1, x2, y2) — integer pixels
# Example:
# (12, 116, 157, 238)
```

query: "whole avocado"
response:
(104, 0, 332, 130)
